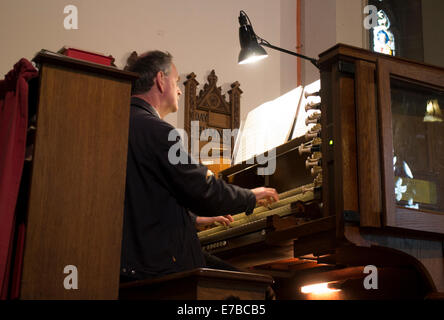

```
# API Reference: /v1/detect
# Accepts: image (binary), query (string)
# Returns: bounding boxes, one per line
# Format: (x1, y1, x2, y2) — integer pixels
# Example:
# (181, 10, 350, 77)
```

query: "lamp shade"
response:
(238, 24, 268, 64)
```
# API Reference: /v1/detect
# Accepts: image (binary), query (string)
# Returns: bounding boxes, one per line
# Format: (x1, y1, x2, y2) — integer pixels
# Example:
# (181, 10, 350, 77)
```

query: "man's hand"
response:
(195, 215, 234, 227)
(251, 187, 279, 208)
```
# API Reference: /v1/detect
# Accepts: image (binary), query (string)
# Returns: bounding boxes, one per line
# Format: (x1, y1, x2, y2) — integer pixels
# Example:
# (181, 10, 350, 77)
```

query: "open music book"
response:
(232, 80, 320, 165)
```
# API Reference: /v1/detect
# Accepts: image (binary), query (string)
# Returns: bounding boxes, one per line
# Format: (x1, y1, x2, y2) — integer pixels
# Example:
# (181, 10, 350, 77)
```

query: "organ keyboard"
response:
(199, 183, 319, 249)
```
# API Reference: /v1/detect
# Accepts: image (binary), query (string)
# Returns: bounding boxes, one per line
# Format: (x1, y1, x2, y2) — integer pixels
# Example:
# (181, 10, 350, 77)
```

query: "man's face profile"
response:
(164, 63, 182, 113)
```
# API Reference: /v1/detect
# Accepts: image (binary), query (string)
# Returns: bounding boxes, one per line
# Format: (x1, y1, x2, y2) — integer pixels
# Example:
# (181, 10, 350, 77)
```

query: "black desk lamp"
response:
(238, 10, 319, 69)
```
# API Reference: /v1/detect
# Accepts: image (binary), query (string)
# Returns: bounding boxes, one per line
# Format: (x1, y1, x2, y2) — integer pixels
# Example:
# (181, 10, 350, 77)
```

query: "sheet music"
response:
(291, 80, 321, 140)
(233, 86, 304, 164)
(231, 119, 244, 165)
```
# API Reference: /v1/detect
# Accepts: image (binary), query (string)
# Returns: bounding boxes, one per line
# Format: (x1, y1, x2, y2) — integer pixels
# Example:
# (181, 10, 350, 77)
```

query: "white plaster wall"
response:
(0, 0, 285, 128)
(301, 0, 336, 86)
(336, 0, 366, 48)
(301, 0, 365, 85)
(280, 0, 298, 95)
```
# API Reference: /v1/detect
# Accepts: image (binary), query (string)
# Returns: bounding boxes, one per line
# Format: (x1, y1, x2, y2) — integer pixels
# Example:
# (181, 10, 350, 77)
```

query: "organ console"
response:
(198, 44, 444, 300)
(10, 44, 443, 301)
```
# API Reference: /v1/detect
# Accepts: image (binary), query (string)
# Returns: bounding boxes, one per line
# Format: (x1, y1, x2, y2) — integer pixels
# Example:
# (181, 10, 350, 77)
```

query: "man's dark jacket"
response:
(120, 97, 256, 280)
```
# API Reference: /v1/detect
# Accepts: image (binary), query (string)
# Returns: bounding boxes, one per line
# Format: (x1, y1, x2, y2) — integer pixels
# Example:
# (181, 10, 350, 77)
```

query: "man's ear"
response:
(156, 71, 165, 93)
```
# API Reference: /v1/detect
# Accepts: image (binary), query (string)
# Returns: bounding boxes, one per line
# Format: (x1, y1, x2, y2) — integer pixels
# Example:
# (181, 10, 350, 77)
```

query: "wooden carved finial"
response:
(231, 81, 240, 89)
(229, 81, 243, 95)
(187, 72, 196, 80)
(207, 70, 218, 86)
(184, 72, 199, 85)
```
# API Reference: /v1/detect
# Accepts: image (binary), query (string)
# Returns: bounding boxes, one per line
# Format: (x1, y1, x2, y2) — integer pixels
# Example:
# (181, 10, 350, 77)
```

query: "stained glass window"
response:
(373, 10, 395, 56)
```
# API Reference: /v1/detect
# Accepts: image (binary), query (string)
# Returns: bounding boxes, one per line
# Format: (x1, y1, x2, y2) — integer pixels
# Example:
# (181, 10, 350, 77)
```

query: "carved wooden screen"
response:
(183, 70, 241, 175)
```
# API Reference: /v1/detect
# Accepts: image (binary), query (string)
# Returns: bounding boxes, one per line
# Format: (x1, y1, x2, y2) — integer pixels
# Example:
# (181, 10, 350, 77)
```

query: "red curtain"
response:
(0, 59, 38, 299)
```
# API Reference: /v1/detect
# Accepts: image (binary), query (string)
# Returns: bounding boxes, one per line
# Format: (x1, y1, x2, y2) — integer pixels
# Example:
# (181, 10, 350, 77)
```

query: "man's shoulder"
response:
(130, 106, 178, 137)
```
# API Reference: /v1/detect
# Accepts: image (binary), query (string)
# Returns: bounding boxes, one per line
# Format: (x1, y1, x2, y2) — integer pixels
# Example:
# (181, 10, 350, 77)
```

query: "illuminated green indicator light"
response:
(329, 140, 334, 146)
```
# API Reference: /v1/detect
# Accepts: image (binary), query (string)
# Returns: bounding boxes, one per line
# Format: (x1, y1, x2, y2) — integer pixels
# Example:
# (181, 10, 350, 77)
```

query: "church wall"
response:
(280, 0, 298, 96)
(301, 0, 366, 86)
(301, 0, 337, 86)
(336, 0, 366, 49)
(0, 0, 289, 128)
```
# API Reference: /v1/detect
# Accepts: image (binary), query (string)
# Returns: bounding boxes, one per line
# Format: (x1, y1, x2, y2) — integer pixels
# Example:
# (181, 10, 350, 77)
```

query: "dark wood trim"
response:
(355, 60, 382, 227)
(219, 136, 304, 179)
(336, 69, 359, 236)
(265, 216, 335, 245)
(119, 268, 273, 289)
(319, 43, 444, 73)
(319, 43, 379, 66)
(396, 209, 444, 234)
(376, 58, 396, 227)
(33, 50, 139, 81)
(119, 268, 273, 300)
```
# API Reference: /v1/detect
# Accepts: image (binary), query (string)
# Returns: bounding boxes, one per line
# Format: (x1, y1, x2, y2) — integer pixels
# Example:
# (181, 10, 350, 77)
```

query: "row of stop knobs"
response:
(299, 91, 322, 178)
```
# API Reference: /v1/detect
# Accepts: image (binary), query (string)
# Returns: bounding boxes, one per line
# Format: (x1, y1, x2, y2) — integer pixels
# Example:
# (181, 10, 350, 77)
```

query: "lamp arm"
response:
(258, 39, 319, 69)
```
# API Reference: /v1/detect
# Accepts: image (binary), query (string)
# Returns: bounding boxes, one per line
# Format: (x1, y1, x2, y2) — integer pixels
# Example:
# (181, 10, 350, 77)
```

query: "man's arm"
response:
(146, 120, 278, 216)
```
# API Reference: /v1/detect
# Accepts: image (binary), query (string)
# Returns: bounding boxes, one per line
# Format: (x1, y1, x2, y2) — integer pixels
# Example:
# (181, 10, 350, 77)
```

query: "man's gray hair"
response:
(128, 51, 173, 95)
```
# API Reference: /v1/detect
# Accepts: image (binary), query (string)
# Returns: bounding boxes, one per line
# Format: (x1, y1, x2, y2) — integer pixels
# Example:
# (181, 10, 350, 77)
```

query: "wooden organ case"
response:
(17, 51, 137, 299)
(198, 44, 444, 300)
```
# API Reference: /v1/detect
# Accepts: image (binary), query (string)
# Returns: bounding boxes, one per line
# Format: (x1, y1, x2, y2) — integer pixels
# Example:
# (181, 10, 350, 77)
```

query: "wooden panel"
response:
(338, 73, 359, 216)
(377, 58, 396, 227)
(328, 65, 359, 236)
(292, 231, 336, 258)
(320, 64, 332, 220)
(119, 268, 273, 300)
(192, 110, 209, 123)
(355, 60, 382, 227)
(396, 209, 444, 235)
(358, 233, 444, 292)
(198, 283, 265, 300)
(320, 60, 358, 236)
(266, 216, 336, 245)
(20, 63, 131, 299)
(208, 111, 230, 128)
(220, 136, 312, 192)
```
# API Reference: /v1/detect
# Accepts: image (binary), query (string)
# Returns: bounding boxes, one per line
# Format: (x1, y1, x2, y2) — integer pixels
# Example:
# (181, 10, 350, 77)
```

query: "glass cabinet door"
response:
(378, 57, 444, 234)
(391, 78, 444, 213)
